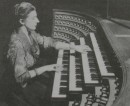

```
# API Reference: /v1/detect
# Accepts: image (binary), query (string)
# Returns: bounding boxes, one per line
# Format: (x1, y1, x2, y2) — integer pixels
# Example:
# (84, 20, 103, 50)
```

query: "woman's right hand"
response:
(44, 64, 63, 72)
(36, 64, 63, 75)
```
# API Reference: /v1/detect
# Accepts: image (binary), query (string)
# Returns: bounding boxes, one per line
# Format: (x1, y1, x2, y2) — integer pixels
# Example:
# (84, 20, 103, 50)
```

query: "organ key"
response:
(90, 32, 115, 78)
(80, 37, 99, 85)
(52, 49, 67, 99)
(69, 42, 82, 92)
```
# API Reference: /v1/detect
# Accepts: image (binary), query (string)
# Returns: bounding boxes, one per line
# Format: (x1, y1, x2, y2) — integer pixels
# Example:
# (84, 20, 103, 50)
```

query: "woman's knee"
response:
(22, 81, 48, 105)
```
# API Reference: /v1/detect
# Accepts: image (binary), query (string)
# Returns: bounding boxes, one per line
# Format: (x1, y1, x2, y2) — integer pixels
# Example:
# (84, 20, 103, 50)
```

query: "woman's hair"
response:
(14, 2, 36, 30)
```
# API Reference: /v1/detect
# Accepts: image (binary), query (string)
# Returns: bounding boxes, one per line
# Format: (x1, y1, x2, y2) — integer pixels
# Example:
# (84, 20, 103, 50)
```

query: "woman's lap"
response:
(22, 72, 54, 106)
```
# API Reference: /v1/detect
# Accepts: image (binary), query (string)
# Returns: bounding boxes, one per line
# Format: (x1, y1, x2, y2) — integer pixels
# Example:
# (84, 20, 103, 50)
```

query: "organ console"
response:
(51, 9, 124, 106)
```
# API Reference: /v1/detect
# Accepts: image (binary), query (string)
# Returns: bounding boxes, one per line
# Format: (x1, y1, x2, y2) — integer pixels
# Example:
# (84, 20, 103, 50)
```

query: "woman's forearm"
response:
(54, 40, 91, 53)
(29, 70, 37, 78)
(29, 66, 47, 77)
(29, 64, 57, 77)
(54, 41, 76, 50)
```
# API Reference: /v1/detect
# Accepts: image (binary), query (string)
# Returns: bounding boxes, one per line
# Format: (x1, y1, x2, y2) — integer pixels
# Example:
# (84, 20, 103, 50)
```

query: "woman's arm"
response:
(8, 40, 62, 87)
(33, 31, 91, 52)
(54, 41, 91, 53)
(42, 36, 91, 52)
(11, 40, 35, 86)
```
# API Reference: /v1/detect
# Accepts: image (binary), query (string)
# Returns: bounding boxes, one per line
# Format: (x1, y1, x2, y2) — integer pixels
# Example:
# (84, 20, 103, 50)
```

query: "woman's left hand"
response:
(75, 45, 91, 53)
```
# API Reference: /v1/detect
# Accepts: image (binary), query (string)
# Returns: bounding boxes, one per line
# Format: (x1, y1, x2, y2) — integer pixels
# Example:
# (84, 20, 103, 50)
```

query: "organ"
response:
(51, 9, 124, 106)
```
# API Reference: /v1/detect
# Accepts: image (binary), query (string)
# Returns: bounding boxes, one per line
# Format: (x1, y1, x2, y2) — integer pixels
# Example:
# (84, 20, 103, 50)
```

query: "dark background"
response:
(0, 0, 130, 98)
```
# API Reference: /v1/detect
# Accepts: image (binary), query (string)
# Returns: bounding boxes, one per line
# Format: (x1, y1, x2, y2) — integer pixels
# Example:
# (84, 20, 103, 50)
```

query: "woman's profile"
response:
(7, 2, 91, 106)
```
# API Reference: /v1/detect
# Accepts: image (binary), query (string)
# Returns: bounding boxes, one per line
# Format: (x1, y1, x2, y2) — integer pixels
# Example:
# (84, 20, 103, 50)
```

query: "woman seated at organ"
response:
(7, 2, 91, 106)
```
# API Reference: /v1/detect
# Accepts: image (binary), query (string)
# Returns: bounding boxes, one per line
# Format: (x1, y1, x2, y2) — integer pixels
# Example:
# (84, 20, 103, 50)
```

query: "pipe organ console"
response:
(51, 10, 123, 106)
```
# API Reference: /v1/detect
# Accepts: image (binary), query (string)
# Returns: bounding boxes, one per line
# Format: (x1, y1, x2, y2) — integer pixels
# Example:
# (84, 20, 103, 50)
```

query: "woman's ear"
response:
(19, 19, 25, 25)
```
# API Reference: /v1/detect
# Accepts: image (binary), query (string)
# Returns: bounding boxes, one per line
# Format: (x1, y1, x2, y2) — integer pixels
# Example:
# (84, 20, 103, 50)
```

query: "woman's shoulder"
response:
(10, 31, 20, 42)
(7, 33, 23, 62)
(9, 31, 23, 47)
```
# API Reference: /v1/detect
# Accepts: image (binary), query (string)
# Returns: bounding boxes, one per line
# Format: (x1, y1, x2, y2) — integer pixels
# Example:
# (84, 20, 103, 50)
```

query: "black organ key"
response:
(88, 58, 95, 61)
(75, 58, 81, 63)
(76, 65, 81, 69)
(63, 56, 69, 60)
(76, 81, 82, 87)
(106, 67, 113, 73)
(104, 62, 111, 66)
(61, 75, 68, 80)
(60, 87, 67, 94)
(101, 51, 106, 55)
(99, 46, 104, 50)
(88, 57, 95, 60)
(90, 71, 97, 74)
(92, 77, 99, 80)
(60, 82, 67, 86)
(91, 74, 99, 78)
(91, 74, 99, 80)
(63, 54, 69, 57)
(102, 55, 108, 58)
(89, 65, 97, 68)
(63, 50, 70, 55)
(76, 66, 80, 69)
(76, 75, 82, 79)
(75, 52, 80, 56)
(63, 60, 69, 64)
(88, 51, 95, 55)
(89, 60, 95, 63)
(88, 54, 95, 58)
(75, 40, 80, 45)
(89, 62, 96, 65)
(101, 50, 106, 53)
(76, 69, 81, 74)
(61, 71, 68, 74)
(76, 63, 81, 66)
(90, 68, 97, 72)
(103, 56, 109, 61)
(89, 63, 97, 67)
(63, 64, 69, 68)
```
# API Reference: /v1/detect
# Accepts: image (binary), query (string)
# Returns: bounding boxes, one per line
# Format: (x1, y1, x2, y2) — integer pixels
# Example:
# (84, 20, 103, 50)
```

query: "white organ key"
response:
(80, 37, 99, 84)
(90, 32, 115, 78)
(69, 42, 82, 92)
(52, 49, 66, 98)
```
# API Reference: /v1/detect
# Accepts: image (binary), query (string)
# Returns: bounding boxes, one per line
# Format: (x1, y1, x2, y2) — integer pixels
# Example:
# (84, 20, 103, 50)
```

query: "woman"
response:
(7, 2, 91, 106)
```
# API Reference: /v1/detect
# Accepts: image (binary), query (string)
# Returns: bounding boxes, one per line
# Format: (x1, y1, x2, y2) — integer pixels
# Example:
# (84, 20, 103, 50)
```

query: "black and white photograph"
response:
(0, 0, 130, 106)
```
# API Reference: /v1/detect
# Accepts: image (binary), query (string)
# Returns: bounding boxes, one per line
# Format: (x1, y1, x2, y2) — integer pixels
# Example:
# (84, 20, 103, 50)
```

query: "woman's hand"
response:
(43, 36, 53, 48)
(45, 64, 63, 72)
(75, 45, 91, 53)
(36, 64, 63, 75)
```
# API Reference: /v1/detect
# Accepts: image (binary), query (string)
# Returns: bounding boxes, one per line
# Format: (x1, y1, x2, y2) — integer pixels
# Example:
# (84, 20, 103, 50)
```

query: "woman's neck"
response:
(20, 26, 29, 36)
(20, 26, 33, 44)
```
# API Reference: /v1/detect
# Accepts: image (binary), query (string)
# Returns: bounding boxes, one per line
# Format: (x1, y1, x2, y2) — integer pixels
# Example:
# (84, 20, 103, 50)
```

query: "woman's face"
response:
(23, 10, 39, 30)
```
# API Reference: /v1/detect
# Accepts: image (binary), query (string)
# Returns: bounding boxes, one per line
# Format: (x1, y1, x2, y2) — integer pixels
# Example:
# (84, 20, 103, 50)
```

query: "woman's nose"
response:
(36, 17, 40, 23)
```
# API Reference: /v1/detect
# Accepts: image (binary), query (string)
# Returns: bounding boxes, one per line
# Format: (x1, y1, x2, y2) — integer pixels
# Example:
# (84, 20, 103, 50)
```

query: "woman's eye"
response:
(32, 17, 35, 20)
(33, 17, 37, 20)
